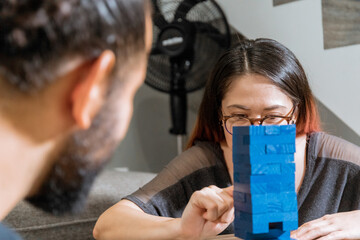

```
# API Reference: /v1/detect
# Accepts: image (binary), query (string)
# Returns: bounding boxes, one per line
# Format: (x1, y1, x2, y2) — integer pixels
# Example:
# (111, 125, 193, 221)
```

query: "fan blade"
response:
(193, 21, 230, 48)
(174, 0, 204, 21)
(152, 0, 168, 28)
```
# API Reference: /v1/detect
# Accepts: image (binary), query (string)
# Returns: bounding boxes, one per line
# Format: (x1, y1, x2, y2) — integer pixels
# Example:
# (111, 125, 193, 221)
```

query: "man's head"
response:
(0, 0, 152, 215)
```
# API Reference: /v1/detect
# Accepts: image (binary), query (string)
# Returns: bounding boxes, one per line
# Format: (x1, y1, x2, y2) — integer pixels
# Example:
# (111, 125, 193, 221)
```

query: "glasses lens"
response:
(226, 117, 250, 134)
(263, 117, 288, 125)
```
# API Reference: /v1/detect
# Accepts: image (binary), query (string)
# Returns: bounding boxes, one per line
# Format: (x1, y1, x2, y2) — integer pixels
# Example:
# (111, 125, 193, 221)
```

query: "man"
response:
(0, 0, 152, 238)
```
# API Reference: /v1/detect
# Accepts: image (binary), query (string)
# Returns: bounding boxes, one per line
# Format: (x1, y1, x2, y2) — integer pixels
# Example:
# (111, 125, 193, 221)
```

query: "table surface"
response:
(206, 234, 241, 239)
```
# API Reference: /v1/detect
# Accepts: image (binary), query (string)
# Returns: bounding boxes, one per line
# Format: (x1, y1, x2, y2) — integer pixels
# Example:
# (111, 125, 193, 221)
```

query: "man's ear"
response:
(72, 50, 116, 129)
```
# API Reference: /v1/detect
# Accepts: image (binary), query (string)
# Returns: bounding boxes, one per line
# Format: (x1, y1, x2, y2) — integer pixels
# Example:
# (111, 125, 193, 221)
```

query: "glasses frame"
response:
(222, 106, 297, 135)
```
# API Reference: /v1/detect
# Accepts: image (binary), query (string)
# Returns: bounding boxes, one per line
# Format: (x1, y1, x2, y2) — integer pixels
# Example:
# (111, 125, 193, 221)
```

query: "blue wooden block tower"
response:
(232, 125, 298, 239)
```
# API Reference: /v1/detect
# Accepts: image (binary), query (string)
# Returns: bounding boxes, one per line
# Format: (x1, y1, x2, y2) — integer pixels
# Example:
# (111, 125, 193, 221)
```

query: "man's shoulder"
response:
(0, 223, 22, 240)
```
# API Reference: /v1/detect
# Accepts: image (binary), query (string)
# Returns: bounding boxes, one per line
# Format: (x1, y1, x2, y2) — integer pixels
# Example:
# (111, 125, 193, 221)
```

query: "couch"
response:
(4, 169, 156, 240)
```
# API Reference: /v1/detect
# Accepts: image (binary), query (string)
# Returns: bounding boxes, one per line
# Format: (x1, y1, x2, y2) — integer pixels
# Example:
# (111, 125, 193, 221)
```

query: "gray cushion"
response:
(4, 169, 156, 240)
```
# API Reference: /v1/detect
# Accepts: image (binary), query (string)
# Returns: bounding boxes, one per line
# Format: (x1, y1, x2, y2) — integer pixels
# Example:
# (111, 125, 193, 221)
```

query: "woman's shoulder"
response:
(133, 141, 225, 200)
(168, 141, 223, 171)
(309, 132, 360, 166)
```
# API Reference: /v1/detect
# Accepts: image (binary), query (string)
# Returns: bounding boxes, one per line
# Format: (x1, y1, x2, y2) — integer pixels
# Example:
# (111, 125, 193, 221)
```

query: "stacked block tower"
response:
(232, 125, 298, 239)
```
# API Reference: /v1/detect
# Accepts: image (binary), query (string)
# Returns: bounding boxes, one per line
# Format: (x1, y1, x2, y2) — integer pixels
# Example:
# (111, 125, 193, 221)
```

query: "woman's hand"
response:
(291, 210, 360, 240)
(179, 185, 234, 240)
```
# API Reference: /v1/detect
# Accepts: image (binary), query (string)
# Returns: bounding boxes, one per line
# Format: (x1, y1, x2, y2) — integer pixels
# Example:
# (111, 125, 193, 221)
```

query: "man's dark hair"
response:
(0, 0, 150, 215)
(0, 0, 149, 91)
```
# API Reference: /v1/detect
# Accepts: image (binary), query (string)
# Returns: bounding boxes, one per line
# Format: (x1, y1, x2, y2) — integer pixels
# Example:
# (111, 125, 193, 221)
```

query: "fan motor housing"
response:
(157, 21, 194, 57)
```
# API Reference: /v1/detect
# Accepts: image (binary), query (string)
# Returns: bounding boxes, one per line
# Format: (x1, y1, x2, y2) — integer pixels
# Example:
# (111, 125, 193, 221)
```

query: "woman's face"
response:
(221, 74, 295, 149)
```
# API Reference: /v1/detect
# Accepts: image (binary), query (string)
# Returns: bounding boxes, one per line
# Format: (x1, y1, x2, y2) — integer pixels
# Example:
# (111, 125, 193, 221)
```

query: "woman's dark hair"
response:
(187, 38, 321, 147)
(0, 0, 149, 91)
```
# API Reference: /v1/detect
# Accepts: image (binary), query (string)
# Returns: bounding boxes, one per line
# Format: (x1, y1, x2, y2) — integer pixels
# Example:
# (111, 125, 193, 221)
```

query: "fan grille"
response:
(146, 0, 230, 93)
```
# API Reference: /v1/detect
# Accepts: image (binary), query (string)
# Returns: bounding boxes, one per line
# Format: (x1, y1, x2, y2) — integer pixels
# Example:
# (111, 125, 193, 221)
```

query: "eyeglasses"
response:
(222, 106, 296, 135)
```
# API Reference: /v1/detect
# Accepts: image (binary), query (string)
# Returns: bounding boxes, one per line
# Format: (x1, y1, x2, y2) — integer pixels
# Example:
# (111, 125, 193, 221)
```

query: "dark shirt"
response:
(0, 223, 22, 240)
(125, 132, 360, 233)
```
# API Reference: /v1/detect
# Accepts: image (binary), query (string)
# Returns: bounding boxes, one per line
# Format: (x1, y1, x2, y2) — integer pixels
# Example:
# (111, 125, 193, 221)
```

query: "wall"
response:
(106, 84, 202, 172)
(108, 0, 360, 173)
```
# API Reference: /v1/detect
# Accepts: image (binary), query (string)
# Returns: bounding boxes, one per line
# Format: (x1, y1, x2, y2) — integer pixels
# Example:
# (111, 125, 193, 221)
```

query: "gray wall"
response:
(106, 84, 203, 173)
(316, 99, 360, 146)
(107, 0, 360, 173)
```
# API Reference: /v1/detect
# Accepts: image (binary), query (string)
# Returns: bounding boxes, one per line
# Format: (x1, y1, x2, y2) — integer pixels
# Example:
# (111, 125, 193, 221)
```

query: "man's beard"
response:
(26, 80, 124, 215)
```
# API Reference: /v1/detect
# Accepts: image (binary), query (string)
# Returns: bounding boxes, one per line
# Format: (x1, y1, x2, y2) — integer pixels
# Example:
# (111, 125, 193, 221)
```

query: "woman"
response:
(93, 39, 360, 240)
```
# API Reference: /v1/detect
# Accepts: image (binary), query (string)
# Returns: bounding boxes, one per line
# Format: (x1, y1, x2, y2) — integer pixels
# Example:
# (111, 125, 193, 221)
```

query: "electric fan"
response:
(146, 0, 231, 154)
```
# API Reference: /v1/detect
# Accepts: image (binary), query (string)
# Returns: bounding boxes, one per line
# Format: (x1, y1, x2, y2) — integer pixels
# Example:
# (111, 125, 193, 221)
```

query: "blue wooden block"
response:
(234, 163, 282, 175)
(234, 182, 267, 194)
(236, 211, 297, 224)
(254, 163, 281, 175)
(232, 161, 249, 169)
(233, 126, 250, 136)
(233, 173, 263, 184)
(233, 125, 295, 137)
(267, 193, 283, 213)
(283, 212, 298, 223)
(235, 228, 292, 240)
(234, 193, 268, 214)
(234, 173, 295, 185)
(281, 192, 298, 212)
(243, 135, 295, 145)
(265, 182, 279, 193)
(256, 154, 294, 164)
(233, 172, 243, 183)
(234, 227, 247, 240)
(233, 153, 295, 164)
(235, 211, 269, 233)
(233, 191, 297, 213)
(283, 220, 299, 231)
(234, 227, 247, 239)
(266, 179, 295, 193)
(251, 194, 269, 213)
(235, 204, 298, 236)
(279, 124, 296, 135)
(274, 230, 292, 240)
(281, 180, 296, 192)
(263, 124, 296, 136)
(265, 212, 283, 223)
(265, 180, 295, 193)
(250, 193, 267, 207)
(276, 173, 295, 183)
(234, 125, 282, 137)
(264, 125, 281, 135)
(266, 144, 296, 154)
(236, 211, 298, 234)
(271, 230, 292, 240)
(234, 144, 266, 155)
(234, 217, 253, 231)
(233, 163, 296, 176)
(233, 135, 246, 146)
(233, 191, 246, 203)
(235, 224, 296, 239)
(281, 162, 296, 174)
(248, 125, 266, 136)
(267, 211, 298, 223)
(232, 164, 249, 173)
(234, 222, 251, 239)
